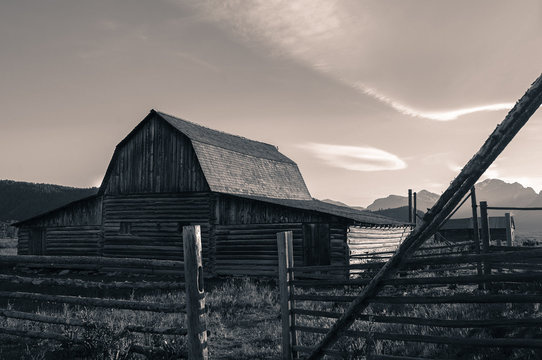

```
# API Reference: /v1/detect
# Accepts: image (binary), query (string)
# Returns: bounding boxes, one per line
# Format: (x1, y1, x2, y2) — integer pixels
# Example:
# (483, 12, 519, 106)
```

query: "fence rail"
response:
(0, 225, 208, 360)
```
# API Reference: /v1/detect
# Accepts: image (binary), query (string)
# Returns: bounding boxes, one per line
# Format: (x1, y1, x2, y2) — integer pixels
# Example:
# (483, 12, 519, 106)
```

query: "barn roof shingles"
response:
(156, 111, 312, 200)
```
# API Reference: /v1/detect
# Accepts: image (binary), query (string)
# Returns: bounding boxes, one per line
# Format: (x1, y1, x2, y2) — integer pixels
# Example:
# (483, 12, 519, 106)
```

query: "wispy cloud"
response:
(353, 83, 514, 121)
(300, 143, 407, 171)
(192, 1, 520, 122)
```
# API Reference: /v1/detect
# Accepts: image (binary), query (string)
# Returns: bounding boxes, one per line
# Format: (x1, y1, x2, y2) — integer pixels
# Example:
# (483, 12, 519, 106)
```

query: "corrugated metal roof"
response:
(156, 111, 312, 200)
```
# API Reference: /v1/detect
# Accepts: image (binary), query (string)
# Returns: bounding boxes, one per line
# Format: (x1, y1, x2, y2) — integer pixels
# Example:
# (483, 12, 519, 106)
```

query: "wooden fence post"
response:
(408, 189, 413, 223)
(470, 187, 483, 287)
(479, 202, 491, 287)
(505, 212, 513, 246)
(183, 225, 208, 360)
(278, 231, 297, 360)
(413, 192, 417, 226)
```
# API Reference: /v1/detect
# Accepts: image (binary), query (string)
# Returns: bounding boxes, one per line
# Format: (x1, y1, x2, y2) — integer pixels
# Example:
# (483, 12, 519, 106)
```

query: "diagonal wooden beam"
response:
(307, 73, 542, 360)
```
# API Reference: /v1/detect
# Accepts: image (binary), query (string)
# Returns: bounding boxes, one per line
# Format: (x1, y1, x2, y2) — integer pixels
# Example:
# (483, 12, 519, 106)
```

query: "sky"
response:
(1, 0, 542, 207)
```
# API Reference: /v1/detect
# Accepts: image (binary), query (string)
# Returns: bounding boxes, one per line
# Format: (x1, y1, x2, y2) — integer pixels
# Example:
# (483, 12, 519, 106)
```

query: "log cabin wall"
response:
(212, 194, 349, 275)
(17, 196, 103, 256)
(102, 193, 212, 269)
(103, 115, 209, 195)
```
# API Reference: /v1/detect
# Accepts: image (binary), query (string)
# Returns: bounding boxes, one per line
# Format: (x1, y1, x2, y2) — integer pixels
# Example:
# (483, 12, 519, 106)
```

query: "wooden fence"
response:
(0, 225, 208, 359)
(278, 230, 542, 359)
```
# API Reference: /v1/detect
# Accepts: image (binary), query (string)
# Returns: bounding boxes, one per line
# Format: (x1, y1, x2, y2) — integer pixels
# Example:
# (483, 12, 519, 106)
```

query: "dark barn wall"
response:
(212, 194, 349, 275)
(104, 116, 209, 195)
(102, 193, 212, 268)
(18, 196, 103, 256)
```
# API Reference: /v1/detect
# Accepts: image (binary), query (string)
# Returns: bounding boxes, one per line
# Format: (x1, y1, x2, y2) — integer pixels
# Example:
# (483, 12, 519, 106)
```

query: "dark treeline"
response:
(0, 180, 98, 222)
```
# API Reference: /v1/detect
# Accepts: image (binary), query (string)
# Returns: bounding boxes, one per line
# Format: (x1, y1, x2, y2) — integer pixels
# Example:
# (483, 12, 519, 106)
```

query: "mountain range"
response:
(362, 179, 542, 231)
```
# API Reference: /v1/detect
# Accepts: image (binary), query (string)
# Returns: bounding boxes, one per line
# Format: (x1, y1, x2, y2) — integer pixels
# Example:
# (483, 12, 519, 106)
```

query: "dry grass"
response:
(0, 277, 281, 359)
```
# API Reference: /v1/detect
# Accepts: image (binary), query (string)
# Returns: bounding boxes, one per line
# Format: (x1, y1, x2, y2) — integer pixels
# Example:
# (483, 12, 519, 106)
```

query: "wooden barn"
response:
(15, 110, 406, 276)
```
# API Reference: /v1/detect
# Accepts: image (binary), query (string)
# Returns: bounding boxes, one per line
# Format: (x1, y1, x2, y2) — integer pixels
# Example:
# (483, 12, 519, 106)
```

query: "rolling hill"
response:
(0, 180, 98, 222)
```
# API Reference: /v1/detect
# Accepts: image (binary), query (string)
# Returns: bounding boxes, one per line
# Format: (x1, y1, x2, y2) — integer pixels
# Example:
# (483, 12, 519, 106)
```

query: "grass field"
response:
(0, 275, 281, 360)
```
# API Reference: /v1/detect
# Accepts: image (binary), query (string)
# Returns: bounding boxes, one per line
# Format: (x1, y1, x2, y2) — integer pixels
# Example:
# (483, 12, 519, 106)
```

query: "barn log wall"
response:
(17, 230, 29, 255)
(104, 116, 209, 195)
(330, 224, 348, 266)
(212, 195, 350, 275)
(102, 193, 212, 270)
(215, 223, 303, 276)
(347, 225, 412, 264)
(17, 196, 103, 256)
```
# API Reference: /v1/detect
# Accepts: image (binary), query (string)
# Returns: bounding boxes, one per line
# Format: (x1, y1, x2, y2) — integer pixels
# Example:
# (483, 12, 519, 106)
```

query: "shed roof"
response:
(440, 216, 515, 230)
(155, 110, 312, 200)
(236, 195, 405, 226)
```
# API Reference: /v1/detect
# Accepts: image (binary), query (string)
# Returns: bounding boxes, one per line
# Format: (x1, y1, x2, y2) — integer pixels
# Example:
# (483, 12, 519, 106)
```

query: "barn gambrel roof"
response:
(152, 110, 311, 200)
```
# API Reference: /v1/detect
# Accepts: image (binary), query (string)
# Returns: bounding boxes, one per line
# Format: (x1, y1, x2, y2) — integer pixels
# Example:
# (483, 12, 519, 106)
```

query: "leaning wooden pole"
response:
(307, 73, 542, 359)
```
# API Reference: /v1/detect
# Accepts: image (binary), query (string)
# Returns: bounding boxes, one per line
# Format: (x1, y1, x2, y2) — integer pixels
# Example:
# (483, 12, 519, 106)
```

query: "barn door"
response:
(29, 228, 46, 255)
(303, 223, 330, 266)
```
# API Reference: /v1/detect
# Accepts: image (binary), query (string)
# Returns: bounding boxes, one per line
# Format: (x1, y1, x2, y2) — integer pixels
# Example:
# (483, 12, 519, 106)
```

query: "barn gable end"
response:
(102, 114, 209, 195)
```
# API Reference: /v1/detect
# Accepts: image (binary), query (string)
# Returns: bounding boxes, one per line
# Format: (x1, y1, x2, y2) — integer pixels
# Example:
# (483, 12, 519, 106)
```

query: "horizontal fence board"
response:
(291, 272, 542, 288)
(0, 255, 184, 269)
(0, 291, 185, 313)
(0, 274, 184, 290)
(292, 294, 542, 304)
(294, 325, 542, 348)
(0, 309, 188, 335)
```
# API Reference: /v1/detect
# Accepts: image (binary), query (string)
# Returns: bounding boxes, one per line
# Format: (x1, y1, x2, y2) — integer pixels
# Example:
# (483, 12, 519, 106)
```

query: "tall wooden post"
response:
(408, 189, 413, 223)
(505, 212, 513, 246)
(183, 225, 208, 360)
(479, 202, 491, 284)
(277, 231, 297, 360)
(413, 192, 417, 226)
(470, 187, 483, 286)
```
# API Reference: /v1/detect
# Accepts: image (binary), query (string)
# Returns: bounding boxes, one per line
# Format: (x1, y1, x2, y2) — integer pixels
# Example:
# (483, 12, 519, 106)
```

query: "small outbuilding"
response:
(15, 110, 406, 276)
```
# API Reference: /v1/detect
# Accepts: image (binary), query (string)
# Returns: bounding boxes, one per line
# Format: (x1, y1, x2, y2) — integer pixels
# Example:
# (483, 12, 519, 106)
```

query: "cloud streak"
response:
(354, 83, 514, 121)
(301, 143, 407, 172)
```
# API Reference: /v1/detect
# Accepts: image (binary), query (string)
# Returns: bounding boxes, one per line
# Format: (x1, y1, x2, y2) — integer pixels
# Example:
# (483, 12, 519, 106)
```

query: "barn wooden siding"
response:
(17, 196, 103, 256)
(103, 116, 209, 195)
(347, 225, 412, 265)
(211, 195, 349, 275)
(102, 193, 213, 270)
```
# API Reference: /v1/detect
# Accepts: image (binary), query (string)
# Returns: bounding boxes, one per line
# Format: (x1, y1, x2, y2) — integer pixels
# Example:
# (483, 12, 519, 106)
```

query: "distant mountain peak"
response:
(365, 178, 542, 230)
